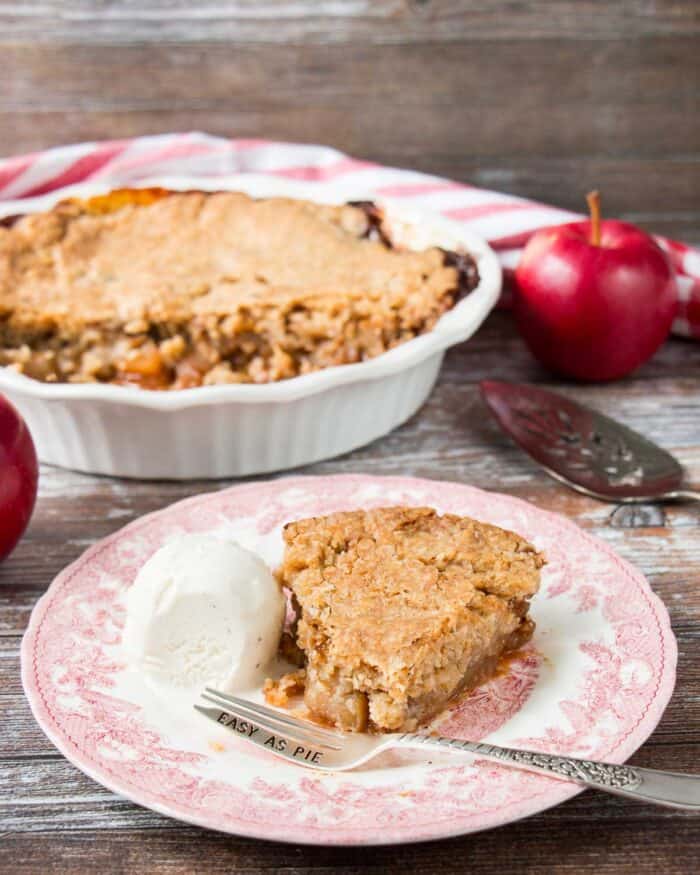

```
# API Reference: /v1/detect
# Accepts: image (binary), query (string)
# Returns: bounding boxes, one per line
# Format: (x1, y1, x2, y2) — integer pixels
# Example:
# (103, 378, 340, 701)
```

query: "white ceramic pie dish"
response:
(0, 174, 501, 479)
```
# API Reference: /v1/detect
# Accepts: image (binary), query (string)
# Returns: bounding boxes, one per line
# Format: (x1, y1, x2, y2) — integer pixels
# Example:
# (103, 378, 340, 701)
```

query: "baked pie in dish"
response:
(0, 188, 478, 390)
(273, 506, 544, 733)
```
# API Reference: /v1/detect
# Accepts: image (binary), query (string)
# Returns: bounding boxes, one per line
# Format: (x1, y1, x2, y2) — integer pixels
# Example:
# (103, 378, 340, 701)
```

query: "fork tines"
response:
(201, 687, 344, 750)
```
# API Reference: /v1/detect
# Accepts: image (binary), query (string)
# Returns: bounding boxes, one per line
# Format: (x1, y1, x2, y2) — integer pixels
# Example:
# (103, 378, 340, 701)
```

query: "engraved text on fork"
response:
(216, 711, 324, 763)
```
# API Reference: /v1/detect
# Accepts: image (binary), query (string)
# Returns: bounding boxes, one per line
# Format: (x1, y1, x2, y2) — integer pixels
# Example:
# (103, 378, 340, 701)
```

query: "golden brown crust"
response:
(263, 670, 306, 708)
(0, 189, 476, 388)
(277, 506, 545, 733)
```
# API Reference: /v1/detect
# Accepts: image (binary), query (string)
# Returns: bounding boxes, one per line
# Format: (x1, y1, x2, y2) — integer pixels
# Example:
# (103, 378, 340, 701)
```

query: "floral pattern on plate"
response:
(21, 475, 676, 844)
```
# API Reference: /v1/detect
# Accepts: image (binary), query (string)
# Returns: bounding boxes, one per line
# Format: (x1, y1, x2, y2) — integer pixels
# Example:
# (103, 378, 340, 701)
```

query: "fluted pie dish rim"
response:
(0, 174, 501, 410)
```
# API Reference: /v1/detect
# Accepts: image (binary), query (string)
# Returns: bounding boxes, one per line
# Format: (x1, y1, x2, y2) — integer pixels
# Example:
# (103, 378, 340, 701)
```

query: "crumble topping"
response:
(275, 506, 545, 733)
(0, 189, 479, 389)
(263, 669, 306, 708)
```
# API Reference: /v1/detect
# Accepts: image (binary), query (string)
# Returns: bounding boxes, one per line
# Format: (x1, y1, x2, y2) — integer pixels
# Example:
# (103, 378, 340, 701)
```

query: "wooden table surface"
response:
(1, 311, 699, 873)
(3, 1, 699, 870)
(2, 1, 699, 243)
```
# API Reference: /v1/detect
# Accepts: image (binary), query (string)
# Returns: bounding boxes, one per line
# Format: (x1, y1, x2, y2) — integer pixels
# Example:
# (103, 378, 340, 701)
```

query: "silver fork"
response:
(196, 687, 700, 810)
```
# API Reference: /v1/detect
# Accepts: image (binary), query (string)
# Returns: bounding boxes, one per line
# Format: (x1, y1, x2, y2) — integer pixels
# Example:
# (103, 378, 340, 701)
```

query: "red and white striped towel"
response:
(2, 132, 698, 339)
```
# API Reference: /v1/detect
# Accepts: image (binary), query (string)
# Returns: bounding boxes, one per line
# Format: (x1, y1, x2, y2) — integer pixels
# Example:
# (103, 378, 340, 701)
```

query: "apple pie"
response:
(0, 189, 478, 389)
(273, 506, 544, 733)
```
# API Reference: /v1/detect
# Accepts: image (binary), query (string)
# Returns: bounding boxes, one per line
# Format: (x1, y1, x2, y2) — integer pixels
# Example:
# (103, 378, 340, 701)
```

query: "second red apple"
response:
(514, 192, 677, 381)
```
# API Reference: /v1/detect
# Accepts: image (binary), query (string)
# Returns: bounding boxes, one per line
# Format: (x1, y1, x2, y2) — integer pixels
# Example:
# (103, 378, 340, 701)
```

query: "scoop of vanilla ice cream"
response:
(122, 535, 285, 691)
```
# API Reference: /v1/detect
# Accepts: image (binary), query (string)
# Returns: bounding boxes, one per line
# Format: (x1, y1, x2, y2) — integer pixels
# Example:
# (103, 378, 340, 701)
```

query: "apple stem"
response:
(586, 190, 601, 246)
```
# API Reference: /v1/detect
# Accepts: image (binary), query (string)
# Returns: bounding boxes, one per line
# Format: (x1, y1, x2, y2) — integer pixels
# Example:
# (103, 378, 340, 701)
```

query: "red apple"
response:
(0, 394, 38, 561)
(514, 192, 677, 381)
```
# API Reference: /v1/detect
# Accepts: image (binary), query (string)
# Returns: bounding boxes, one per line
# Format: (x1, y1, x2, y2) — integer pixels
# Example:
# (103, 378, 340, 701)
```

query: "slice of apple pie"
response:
(274, 506, 544, 733)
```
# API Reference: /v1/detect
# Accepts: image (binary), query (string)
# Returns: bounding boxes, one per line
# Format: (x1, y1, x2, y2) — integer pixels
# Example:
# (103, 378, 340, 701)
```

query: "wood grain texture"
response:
(1, 1, 699, 44)
(0, 827, 699, 875)
(1, 2, 699, 868)
(2, 2, 699, 236)
(0, 313, 699, 871)
(6, 39, 696, 159)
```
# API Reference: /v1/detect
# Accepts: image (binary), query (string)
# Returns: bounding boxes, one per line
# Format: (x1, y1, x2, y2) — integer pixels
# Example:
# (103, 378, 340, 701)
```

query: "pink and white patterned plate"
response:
(21, 475, 676, 845)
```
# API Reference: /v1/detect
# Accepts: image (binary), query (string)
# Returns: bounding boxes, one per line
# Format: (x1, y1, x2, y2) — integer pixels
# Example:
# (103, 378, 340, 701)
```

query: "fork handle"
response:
(668, 489, 700, 503)
(399, 735, 700, 810)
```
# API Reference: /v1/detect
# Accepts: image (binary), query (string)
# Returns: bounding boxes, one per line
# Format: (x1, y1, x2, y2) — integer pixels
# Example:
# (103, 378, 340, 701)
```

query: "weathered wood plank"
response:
(0, 2, 698, 866)
(0, 586, 37, 636)
(0, 1, 698, 45)
(0, 830, 696, 875)
(1, 818, 698, 875)
(441, 315, 700, 384)
(4, 39, 696, 161)
(3, 22, 698, 232)
(0, 779, 698, 874)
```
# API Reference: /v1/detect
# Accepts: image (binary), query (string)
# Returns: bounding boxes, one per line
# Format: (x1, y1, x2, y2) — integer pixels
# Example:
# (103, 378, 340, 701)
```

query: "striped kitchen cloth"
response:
(1, 132, 698, 338)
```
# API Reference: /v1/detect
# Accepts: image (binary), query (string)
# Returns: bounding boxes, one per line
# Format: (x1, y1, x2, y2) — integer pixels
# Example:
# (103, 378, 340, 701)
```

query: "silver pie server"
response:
(480, 380, 700, 504)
